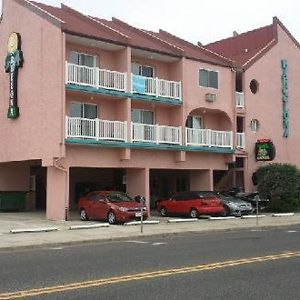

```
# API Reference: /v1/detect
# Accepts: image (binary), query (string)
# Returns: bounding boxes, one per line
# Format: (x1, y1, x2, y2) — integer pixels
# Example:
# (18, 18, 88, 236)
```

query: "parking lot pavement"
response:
(0, 211, 300, 250)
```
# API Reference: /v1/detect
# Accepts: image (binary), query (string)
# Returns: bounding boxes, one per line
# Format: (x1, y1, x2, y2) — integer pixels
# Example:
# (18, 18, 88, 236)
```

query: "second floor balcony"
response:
(66, 117, 238, 151)
(186, 128, 233, 148)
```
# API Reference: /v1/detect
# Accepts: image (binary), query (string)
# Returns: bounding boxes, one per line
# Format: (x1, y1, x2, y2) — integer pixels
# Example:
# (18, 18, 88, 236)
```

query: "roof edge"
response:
(242, 38, 277, 69)
(111, 17, 184, 55)
(158, 29, 234, 67)
(273, 16, 300, 50)
(15, 0, 64, 27)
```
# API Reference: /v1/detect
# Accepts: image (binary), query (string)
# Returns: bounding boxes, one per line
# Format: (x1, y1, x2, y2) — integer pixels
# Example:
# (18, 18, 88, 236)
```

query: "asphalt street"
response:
(0, 226, 300, 299)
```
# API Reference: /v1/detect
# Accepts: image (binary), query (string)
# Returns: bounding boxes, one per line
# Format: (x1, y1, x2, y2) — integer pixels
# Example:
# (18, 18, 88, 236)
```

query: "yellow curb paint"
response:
(1, 251, 300, 299)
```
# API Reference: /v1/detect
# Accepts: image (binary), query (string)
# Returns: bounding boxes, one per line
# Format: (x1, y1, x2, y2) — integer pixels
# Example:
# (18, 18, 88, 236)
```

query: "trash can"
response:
(0, 191, 26, 211)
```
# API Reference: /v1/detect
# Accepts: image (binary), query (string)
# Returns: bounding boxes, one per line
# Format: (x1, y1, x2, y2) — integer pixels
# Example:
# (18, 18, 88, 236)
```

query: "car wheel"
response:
(160, 207, 168, 217)
(80, 209, 89, 221)
(108, 211, 116, 224)
(190, 209, 198, 218)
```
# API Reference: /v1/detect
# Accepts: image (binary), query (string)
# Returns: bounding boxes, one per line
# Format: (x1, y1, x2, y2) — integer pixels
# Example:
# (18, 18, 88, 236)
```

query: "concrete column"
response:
(190, 169, 213, 191)
(126, 168, 150, 212)
(46, 166, 69, 221)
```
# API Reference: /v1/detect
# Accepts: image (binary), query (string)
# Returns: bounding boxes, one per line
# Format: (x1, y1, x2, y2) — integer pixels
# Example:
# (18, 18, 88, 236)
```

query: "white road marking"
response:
(124, 240, 150, 244)
(287, 230, 298, 233)
(152, 242, 167, 246)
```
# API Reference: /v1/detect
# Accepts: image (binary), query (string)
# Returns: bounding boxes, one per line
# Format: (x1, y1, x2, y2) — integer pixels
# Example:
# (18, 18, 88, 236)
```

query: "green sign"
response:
(255, 139, 276, 161)
(4, 33, 23, 119)
(281, 59, 289, 138)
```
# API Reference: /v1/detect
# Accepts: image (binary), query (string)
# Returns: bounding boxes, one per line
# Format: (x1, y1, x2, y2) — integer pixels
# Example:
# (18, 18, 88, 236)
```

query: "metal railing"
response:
(236, 92, 245, 108)
(236, 132, 246, 149)
(66, 117, 127, 142)
(186, 128, 233, 148)
(131, 123, 182, 145)
(66, 63, 127, 92)
(131, 74, 182, 100)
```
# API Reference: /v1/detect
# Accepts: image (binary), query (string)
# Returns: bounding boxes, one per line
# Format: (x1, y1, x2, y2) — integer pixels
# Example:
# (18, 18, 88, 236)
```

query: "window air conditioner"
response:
(205, 93, 217, 102)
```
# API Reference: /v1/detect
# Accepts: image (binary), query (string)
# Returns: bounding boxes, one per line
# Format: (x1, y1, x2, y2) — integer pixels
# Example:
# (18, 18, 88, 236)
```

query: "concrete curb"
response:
(272, 213, 295, 217)
(208, 217, 236, 220)
(9, 227, 59, 234)
(167, 218, 198, 223)
(69, 224, 109, 230)
(241, 215, 266, 219)
(124, 220, 160, 226)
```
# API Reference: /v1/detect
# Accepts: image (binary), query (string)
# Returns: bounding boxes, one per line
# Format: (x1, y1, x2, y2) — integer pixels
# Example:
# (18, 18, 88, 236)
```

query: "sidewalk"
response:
(1, 212, 300, 250)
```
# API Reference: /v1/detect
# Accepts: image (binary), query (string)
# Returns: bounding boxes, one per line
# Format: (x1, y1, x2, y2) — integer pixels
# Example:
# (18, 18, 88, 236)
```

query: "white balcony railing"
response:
(186, 128, 233, 148)
(66, 117, 127, 142)
(236, 132, 246, 149)
(66, 117, 236, 149)
(131, 123, 182, 145)
(66, 63, 127, 92)
(131, 74, 182, 100)
(235, 92, 245, 108)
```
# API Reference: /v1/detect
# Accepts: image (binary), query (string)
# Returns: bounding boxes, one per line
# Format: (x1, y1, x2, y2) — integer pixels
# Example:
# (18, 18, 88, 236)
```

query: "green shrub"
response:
(254, 163, 300, 212)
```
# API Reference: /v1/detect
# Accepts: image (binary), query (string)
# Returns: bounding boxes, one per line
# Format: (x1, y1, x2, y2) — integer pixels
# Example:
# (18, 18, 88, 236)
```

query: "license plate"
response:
(135, 212, 142, 217)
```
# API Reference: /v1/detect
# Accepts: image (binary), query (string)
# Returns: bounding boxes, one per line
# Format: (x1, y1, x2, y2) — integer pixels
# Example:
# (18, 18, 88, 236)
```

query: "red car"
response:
(78, 191, 148, 224)
(156, 191, 224, 218)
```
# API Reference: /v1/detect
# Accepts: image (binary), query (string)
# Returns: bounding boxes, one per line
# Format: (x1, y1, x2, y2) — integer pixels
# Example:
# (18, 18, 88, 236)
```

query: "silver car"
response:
(216, 193, 253, 217)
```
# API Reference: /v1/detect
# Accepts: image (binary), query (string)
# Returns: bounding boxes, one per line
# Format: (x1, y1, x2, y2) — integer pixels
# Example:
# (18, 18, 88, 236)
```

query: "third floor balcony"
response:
(65, 62, 182, 103)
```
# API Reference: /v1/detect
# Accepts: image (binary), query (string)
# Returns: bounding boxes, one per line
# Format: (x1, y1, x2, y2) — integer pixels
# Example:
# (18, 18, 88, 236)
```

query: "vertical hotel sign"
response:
(5, 33, 23, 119)
(281, 59, 289, 138)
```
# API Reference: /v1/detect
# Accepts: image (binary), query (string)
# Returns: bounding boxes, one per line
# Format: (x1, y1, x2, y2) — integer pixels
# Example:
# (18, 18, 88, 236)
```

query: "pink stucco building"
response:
(0, 0, 299, 220)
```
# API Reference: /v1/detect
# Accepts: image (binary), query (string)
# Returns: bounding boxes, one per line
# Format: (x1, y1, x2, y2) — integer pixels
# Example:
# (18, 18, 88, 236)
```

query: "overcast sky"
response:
(5, 0, 300, 45)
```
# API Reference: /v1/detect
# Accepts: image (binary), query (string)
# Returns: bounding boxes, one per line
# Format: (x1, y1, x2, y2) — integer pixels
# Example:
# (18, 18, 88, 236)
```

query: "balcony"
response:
(66, 117, 127, 142)
(131, 123, 182, 145)
(131, 74, 182, 100)
(66, 117, 234, 152)
(186, 128, 233, 148)
(66, 63, 127, 92)
(235, 92, 245, 109)
(236, 132, 246, 149)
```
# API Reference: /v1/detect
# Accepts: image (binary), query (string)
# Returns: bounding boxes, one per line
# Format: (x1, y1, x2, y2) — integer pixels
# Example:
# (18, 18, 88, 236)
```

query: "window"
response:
(131, 109, 154, 124)
(250, 119, 260, 132)
(132, 63, 154, 78)
(70, 103, 97, 119)
(249, 79, 259, 94)
(69, 51, 97, 67)
(199, 69, 218, 89)
(186, 116, 204, 129)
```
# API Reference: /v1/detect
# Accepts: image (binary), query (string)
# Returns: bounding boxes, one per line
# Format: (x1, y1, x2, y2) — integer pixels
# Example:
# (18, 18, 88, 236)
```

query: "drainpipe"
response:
(53, 158, 69, 221)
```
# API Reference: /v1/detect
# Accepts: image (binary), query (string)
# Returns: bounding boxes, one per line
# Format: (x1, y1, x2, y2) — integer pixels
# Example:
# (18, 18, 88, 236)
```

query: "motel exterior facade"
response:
(0, 0, 299, 220)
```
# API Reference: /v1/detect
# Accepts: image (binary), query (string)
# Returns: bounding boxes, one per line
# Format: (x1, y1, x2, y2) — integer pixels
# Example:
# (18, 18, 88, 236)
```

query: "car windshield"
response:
(107, 192, 134, 202)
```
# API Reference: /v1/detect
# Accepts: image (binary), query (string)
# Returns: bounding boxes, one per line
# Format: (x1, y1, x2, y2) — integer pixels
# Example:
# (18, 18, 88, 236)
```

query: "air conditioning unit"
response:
(205, 93, 217, 102)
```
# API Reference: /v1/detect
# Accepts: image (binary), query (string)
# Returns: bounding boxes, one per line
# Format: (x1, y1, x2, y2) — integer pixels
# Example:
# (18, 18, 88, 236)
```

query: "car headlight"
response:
(118, 207, 128, 212)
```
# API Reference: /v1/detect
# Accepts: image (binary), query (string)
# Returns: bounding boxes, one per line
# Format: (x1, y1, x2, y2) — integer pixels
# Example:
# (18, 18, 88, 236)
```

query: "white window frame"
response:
(250, 119, 260, 132)
(199, 68, 219, 89)
(186, 115, 204, 129)
(131, 63, 155, 78)
(131, 109, 155, 124)
(69, 51, 98, 68)
(69, 102, 98, 119)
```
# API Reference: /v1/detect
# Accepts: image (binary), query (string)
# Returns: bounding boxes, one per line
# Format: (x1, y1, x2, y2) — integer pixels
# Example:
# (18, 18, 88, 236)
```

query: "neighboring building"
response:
(0, 1, 298, 220)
